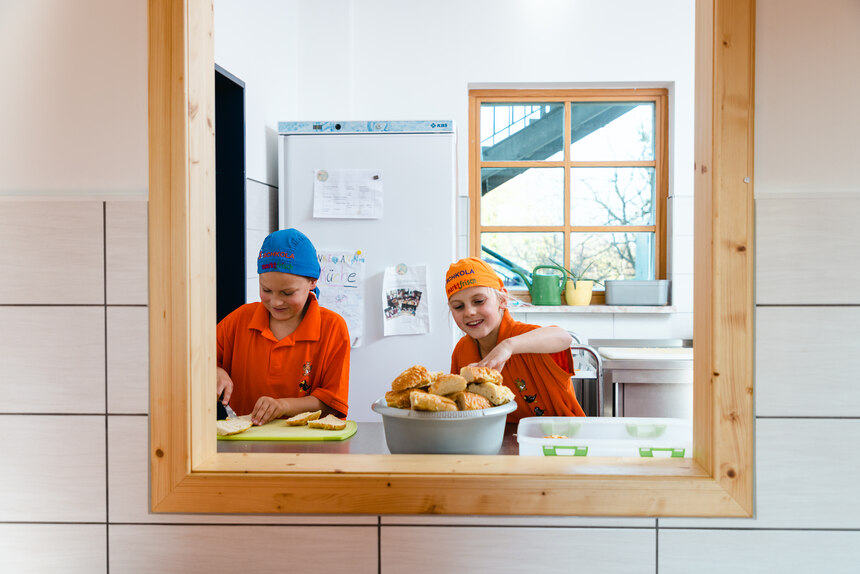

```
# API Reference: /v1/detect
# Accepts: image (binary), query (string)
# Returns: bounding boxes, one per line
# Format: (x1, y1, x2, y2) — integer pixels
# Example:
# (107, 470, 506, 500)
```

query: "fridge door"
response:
(278, 121, 458, 421)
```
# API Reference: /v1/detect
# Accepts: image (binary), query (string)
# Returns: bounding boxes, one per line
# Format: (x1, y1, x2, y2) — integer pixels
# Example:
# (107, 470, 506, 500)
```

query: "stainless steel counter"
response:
(217, 422, 522, 455)
(598, 345, 693, 419)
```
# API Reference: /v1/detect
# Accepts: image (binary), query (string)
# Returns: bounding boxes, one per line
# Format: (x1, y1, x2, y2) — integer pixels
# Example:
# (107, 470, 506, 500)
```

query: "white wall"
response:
(214, 0, 697, 338)
(0, 0, 147, 196)
(2, 0, 860, 571)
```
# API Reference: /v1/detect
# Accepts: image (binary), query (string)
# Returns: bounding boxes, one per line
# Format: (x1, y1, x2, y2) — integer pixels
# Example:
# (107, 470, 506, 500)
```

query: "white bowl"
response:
(371, 397, 517, 454)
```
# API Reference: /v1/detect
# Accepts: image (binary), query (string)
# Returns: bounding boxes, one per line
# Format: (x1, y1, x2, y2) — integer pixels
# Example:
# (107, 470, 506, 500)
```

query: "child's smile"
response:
(448, 286, 503, 341)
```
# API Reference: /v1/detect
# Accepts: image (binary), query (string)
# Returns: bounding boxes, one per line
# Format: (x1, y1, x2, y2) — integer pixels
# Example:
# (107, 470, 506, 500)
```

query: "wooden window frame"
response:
(468, 90, 669, 305)
(149, 0, 755, 517)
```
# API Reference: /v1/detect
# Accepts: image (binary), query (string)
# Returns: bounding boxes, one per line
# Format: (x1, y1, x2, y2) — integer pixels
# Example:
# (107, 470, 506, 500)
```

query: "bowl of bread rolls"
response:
(371, 365, 517, 454)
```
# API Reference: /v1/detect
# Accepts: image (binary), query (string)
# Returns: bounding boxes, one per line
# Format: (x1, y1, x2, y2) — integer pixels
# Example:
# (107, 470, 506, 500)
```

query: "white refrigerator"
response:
(278, 121, 459, 421)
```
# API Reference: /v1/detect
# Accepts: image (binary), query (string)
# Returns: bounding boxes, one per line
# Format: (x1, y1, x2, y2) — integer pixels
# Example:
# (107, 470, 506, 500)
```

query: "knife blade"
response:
(224, 403, 238, 419)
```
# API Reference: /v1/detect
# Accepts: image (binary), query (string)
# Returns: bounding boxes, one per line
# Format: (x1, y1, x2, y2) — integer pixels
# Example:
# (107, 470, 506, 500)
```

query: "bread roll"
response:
(284, 410, 321, 426)
(391, 365, 433, 391)
(466, 382, 515, 406)
(451, 391, 492, 411)
(409, 390, 457, 412)
(428, 374, 467, 396)
(307, 414, 347, 430)
(216, 416, 253, 436)
(460, 365, 503, 385)
(384, 388, 414, 409)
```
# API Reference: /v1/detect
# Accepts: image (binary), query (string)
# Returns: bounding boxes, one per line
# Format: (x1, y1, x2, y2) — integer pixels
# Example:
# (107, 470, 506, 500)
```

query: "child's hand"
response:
(250, 396, 287, 426)
(476, 339, 514, 373)
(216, 367, 234, 405)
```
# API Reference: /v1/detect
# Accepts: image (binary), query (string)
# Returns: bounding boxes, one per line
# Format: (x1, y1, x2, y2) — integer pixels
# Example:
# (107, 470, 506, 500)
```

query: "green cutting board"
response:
(217, 419, 357, 441)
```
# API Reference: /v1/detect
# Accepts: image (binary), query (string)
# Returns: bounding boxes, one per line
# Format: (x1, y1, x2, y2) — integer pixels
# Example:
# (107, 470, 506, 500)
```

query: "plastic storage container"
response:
(517, 416, 691, 457)
(604, 280, 670, 305)
(372, 398, 516, 454)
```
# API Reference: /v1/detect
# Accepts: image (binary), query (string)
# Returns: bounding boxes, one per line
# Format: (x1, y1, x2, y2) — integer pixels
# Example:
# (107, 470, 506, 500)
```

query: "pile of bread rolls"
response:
(384, 365, 515, 412)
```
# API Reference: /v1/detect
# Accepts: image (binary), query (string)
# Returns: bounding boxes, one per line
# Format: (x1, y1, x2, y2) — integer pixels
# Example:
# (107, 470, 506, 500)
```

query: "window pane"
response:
(481, 232, 563, 288)
(570, 232, 655, 284)
(481, 167, 564, 226)
(480, 103, 564, 161)
(570, 167, 655, 226)
(570, 102, 655, 161)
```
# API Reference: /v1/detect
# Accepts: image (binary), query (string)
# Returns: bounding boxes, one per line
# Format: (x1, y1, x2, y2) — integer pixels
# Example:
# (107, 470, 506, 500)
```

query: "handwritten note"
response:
(313, 169, 383, 219)
(316, 250, 366, 347)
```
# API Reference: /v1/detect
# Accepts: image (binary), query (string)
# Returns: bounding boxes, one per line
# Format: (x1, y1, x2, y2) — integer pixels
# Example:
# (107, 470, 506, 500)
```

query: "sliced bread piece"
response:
(460, 365, 504, 385)
(307, 414, 347, 431)
(284, 410, 322, 426)
(428, 373, 467, 396)
(466, 382, 515, 406)
(410, 390, 457, 412)
(216, 416, 253, 436)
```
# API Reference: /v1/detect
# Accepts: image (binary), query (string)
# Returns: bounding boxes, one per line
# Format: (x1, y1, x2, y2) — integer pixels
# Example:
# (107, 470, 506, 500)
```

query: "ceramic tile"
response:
(109, 524, 378, 571)
(659, 529, 860, 574)
(612, 314, 673, 339)
(669, 234, 693, 276)
(382, 526, 655, 573)
(756, 306, 860, 417)
(0, 415, 105, 522)
(756, 197, 860, 304)
(245, 179, 275, 231)
(0, 306, 104, 413)
(107, 306, 149, 414)
(670, 196, 694, 236)
(667, 273, 692, 312)
(106, 201, 147, 305)
(0, 201, 103, 304)
(0, 524, 106, 573)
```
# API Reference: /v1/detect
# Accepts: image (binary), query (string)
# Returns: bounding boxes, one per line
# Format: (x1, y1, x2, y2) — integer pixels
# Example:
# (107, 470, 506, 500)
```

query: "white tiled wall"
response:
(3, 1, 859, 572)
(2, 187, 858, 571)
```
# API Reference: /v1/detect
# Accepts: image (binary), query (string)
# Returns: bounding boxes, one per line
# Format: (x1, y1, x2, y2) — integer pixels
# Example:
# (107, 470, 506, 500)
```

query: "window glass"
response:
(481, 167, 564, 226)
(571, 102, 655, 161)
(570, 231, 655, 284)
(481, 232, 563, 288)
(480, 103, 564, 161)
(570, 167, 655, 226)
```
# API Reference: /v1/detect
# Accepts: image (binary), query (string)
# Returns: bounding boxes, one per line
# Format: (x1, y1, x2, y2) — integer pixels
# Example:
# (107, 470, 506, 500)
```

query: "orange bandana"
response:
(445, 257, 505, 298)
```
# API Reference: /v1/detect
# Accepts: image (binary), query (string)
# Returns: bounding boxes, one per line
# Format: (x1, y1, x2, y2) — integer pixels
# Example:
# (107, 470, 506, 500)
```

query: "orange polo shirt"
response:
(450, 309, 585, 422)
(217, 296, 350, 417)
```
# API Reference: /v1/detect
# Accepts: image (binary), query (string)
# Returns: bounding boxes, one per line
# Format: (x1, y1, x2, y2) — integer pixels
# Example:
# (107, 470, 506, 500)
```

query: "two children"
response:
(218, 229, 584, 426)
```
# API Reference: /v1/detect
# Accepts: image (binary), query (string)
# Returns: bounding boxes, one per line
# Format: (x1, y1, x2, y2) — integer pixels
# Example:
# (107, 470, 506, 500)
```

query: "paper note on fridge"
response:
(382, 264, 430, 336)
(313, 169, 383, 219)
(316, 249, 366, 348)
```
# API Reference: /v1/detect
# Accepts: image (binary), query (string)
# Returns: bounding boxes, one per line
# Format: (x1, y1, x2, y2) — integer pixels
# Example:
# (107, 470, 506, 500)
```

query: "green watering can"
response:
(510, 265, 568, 305)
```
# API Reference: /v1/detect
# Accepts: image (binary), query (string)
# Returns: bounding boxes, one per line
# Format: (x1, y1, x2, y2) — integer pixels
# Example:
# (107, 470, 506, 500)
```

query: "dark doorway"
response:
(215, 64, 246, 323)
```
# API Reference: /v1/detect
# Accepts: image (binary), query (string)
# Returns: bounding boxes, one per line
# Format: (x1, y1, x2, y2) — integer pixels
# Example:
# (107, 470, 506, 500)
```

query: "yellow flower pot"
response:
(565, 280, 593, 306)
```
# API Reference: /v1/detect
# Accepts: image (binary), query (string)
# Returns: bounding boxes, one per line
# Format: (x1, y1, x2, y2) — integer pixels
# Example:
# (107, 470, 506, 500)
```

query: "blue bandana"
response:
(257, 229, 321, 296)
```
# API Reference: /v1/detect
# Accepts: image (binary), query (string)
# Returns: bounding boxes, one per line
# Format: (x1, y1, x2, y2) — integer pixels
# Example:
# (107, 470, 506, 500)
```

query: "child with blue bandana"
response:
(216, 229, 351, 425)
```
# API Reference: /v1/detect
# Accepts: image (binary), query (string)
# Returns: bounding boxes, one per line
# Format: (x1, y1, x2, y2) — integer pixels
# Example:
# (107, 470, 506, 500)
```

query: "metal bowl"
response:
(371, 397, 517, 454)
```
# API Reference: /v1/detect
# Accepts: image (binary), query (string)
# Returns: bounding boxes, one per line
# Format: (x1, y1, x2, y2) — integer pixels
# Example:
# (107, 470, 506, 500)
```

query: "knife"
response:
(217, 392, 239, 420)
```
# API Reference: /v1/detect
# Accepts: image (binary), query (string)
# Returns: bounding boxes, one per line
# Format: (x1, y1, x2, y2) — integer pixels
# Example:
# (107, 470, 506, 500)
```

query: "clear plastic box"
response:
(516, 416, 691, 457)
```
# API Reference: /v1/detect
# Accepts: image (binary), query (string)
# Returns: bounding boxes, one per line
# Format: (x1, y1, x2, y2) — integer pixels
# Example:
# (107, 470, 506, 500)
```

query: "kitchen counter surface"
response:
(217, 422, 521, 455)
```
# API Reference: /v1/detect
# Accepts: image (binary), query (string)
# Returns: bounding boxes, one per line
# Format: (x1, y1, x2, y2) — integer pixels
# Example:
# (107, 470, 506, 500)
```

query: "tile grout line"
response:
(655, 518, 659, 574)
(103, 201, 110, 573)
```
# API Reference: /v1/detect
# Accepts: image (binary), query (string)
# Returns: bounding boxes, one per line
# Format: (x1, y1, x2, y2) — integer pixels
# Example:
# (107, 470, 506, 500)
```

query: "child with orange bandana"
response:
(216, 229, 350, 425)
(445, 257, 585, 421)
